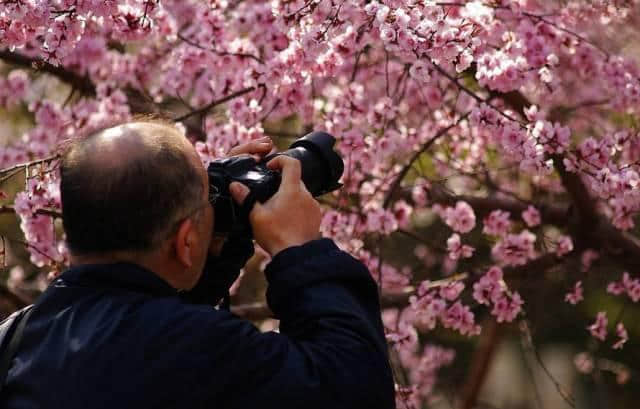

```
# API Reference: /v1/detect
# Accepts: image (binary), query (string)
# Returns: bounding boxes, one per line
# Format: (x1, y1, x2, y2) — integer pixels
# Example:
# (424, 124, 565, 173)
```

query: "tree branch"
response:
(0, 205, 62, 218)
(460, 319, 500, 409)
(399, 184, 568, 226)
(0, 50, 95, 96)
(383, 113, 470, 209)
(172, 86, 257, 123)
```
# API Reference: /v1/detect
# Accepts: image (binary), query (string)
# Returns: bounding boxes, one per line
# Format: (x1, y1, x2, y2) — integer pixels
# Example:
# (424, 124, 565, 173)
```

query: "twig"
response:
(519, 319, 576, 407)
(172, 86, 257, 122)
(350, 47, 366, 82)
(0, 205, 63, 218)
(519, 331, 546, 409)
(385, 50, 391, 97)
(0, 155, 60, 178)
(429, 60, 522, 124)
(383, 113, 470, 208)
(177, 33, 263, 63)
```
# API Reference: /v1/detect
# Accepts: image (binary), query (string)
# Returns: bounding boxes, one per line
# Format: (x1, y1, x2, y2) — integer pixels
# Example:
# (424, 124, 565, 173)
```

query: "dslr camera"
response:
(207, 131, 344, 235)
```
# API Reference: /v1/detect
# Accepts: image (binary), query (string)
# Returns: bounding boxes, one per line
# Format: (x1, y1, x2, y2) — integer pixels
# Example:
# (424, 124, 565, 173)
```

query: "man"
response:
(3, 120, 395, 408)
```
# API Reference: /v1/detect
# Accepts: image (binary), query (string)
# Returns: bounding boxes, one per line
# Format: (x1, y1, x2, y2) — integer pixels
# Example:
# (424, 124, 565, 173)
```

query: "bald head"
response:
(61, 120, 206, 256)
(68, 122, 197, 170)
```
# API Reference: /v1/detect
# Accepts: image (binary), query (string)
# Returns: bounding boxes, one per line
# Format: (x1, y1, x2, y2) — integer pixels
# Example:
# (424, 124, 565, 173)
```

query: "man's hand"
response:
(209, 136, 273, 256)
(229, 156, 322, 257)
(227, 136, 274, 160)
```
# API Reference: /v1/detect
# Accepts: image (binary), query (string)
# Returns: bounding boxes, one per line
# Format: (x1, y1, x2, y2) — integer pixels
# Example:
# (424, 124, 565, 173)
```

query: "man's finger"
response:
(266, 156, 301, 190)
(229, 182, 250, 205)
(227, 137, 273, 156)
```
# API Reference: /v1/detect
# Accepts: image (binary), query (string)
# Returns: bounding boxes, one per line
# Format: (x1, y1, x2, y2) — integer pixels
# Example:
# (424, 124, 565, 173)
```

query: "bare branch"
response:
(177, 33, 263, 63)
(519, 319, 576, 407)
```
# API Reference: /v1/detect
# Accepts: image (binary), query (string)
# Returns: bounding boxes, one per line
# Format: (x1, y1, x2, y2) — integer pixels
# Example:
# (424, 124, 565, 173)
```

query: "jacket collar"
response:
(57, 262, 179, 297)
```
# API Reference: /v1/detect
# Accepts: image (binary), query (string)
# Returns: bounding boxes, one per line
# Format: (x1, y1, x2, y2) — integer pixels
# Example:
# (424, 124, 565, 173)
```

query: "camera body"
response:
(207, 131, 344, 235)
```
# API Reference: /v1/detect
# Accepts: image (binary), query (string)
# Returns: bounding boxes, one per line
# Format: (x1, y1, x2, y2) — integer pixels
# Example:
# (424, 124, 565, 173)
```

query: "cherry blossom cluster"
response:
(587, 312, 629, 350)
(12, 171, 67, 267)
(607, 272, 640, 302)
(472, 266, 523, 323)
(408, 279, 480, 336)
(383, 309, 455, 406)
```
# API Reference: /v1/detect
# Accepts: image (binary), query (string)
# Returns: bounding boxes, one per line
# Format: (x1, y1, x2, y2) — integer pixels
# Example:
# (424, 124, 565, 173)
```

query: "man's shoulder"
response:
(132, 296, 232, 328)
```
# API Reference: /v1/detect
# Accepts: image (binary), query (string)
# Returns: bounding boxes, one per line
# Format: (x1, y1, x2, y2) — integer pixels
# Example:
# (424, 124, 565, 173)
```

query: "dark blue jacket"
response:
(3, 239, 395, 408)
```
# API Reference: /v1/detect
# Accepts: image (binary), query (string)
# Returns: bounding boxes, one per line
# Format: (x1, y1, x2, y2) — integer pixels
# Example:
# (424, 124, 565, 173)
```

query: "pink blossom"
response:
(612, 322, 628, 350)
(491, 230, 536, 267)
(607, 272, 640, 302)
(580, 249, 599, 272)
(380, 25, 396, 43)
(564, 281, 583, 305)
(365, 207, 398, 234)
(409, 60, 431, 83)
(446, 233, 475, 260)
(482, 210, 511, 236)
(439, 281, 465, 301)
(491, 292, 523, 323)
(588, 312, 608, 341)
(442, 201, 476, 233)
(411, 182, 429, 206)
(555, 235, 573, 257)
(472, 266, 504, 305)
(441, 301, 480, 336)
(393, 200, 413, 228)
(521, 205, 541, 227)
(574, 353, 594, 374)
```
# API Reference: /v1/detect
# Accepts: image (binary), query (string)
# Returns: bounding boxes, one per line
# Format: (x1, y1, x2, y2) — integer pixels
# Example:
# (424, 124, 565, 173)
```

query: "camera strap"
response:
(0, 304, 34, 395)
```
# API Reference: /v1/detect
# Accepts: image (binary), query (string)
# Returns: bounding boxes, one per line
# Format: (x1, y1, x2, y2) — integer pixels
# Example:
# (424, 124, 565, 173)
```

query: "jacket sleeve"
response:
(203, 238, 396, 409)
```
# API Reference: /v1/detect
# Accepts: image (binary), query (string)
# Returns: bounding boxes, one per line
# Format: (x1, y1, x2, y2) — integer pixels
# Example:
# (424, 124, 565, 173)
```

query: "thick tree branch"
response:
(460, 319, 500, 409)
(399, 184, 568, 226)
(0, 50, 95, 96)
(481, 75, 640, 267)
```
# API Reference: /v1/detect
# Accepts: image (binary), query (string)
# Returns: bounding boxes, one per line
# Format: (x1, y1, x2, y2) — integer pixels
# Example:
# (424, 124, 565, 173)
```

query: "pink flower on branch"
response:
(446, 233, 474, 261)
(588, 312, 608, 341)
(607, 272, 640, 302)
(555, 235, 574, 257)
(613, 322, 628, 350)
(482, 209, 511, 236)
(491, 230, 537, 267)
(521, 205, 541, 227)
(565, 281, 584, 305)
(442, 201, 476, 234)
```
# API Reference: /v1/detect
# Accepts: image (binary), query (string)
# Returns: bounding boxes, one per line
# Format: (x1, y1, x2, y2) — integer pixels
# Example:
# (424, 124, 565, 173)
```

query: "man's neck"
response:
(69, 251, 185, 290)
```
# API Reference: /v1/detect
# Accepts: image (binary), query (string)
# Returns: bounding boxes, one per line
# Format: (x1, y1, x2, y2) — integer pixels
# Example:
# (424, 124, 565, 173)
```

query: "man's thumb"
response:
(229, 182, 250, 204)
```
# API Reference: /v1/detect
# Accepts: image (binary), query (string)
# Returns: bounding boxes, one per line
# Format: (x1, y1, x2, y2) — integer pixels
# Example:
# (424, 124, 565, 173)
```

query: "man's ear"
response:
(175, 218, 195, 268)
